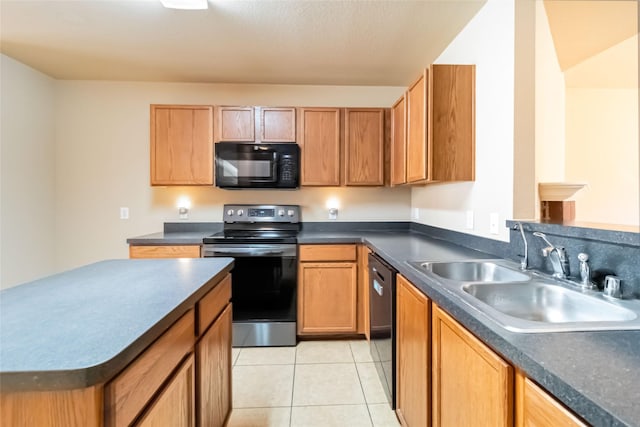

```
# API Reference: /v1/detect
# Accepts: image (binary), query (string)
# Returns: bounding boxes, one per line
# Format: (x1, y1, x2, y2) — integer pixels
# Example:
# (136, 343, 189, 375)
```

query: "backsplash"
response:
(506, 221, 640, 298)
(162, 219, 640, 298)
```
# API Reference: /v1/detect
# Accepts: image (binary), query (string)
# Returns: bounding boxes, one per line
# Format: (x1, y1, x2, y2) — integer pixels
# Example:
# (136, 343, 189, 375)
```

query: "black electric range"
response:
(202, 205, 301, 347)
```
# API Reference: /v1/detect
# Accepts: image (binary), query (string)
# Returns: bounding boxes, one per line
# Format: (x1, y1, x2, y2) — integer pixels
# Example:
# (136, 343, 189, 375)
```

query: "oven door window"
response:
(230, 254, 296, 323)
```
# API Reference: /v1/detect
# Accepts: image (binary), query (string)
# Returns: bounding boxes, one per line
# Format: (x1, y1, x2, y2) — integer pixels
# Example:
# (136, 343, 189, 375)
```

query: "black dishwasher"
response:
(368, 252, 397, 409)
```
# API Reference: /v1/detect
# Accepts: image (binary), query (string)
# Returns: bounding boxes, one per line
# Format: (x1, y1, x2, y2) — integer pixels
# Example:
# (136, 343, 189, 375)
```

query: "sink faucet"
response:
(513, 222, 528, 270)
(533, 232, 570, 279)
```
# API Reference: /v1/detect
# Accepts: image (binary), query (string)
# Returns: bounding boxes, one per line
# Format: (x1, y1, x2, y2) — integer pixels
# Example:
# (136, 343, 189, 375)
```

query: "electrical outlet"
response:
(120, 207, 129, 220)
(465, 210, 474, 229)
(412, 208, 420, 220)
(489, 212, 499, 234)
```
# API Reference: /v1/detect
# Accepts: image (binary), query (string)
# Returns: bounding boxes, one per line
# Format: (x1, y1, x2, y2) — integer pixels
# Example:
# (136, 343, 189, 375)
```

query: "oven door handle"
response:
(204, 248, 292, 257)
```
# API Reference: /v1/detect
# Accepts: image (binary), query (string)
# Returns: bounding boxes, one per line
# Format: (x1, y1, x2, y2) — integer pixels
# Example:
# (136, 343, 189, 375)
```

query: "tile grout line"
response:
(350, 341, 375, 427)
(289, 344, 299, 427)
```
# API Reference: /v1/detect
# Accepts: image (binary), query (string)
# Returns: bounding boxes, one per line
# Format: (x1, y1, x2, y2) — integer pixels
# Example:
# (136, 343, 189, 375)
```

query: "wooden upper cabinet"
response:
(260, 107, 296, 142)
(344, 108, 385, 186)
(298, 108, 341, 186)
(215, 106, 255, 142)
(431, 64, 476, 181)
(406, 69, 429, 183)
(150, 105, 213, 186)
(432, 305, 513, 427)
(390, 94, 407, 186)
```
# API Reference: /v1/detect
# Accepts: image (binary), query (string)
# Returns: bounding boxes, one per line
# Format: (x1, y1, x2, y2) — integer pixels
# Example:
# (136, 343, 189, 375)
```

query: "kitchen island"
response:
(0, 258, 234, 427)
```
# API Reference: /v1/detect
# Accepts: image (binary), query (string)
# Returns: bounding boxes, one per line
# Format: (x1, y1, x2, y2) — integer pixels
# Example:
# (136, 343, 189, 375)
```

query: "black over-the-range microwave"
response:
(214, 142, 300, 189)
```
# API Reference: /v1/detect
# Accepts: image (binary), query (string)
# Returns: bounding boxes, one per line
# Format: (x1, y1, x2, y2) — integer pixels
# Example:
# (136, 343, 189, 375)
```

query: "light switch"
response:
(465, 210, 474, 229)
(120, 207, 129, 220)
(489, 213, 499, 234)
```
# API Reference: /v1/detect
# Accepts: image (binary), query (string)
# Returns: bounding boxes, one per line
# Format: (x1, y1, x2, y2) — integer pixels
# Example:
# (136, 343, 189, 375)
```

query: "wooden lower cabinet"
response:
(395, 274, 431, 427)
(432, 305, 513, 427)
(297, 244, 361, 335)
(196, 305, 232, 427)
(298, 262, 357, 334)
(357, 245, 372, 338)
(136, 354, 195, 427)
(516, 372, 586, 427)
(129, 245, 201, 259)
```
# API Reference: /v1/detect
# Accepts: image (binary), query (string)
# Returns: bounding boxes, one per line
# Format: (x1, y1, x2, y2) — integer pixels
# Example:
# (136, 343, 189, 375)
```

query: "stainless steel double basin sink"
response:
(407, 259, 640, 333)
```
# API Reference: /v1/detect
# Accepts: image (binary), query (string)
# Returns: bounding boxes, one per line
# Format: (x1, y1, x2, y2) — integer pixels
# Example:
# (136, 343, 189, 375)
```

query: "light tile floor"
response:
(227, 340, 401, 427)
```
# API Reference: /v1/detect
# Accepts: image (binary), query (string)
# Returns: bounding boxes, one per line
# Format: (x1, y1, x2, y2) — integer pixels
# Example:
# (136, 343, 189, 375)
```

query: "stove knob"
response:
(287, 209, 295, 217)
(278, 209, 285, 217)
(237, 209, 244, 216)
(226, 209, 234, 216)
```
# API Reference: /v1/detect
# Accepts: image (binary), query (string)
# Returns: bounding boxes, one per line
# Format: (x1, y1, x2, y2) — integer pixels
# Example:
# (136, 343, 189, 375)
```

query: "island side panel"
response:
(0, 386, 102, 427)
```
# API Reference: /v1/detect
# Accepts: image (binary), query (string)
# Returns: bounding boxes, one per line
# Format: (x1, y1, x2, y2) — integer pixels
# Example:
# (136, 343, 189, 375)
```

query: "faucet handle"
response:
(603, 275, 622, 299)
(577, 252, 596, 290)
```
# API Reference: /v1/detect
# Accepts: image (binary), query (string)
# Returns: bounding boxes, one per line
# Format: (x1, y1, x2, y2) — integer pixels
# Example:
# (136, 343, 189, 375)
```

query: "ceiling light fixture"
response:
(160, 0, 208, 10)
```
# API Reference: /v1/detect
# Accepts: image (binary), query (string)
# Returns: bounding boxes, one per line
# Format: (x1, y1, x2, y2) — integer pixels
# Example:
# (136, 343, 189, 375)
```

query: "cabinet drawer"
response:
(129, 245, 201, 259)
(197, 274, 231, 336)
(105, 310, 195, 427)
(299, 245, 357, 262)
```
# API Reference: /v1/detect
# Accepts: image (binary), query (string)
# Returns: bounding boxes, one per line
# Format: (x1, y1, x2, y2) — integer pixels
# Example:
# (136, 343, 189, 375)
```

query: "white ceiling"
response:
(0, 0, 486, 86)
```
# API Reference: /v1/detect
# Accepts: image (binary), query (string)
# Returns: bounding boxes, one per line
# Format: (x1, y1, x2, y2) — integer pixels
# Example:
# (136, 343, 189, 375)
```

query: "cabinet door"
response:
(260, 107, 296, 142)
(431, 64, 475, 181)
(396, 274, 430, 427)
(105, 312, 194, 427)
(135, 354, 195, 427)
(150, 105, 213, 186)
(390, 95, 407, 186)
(215, 106, 255, 142)
(344, 108, 385, 186)
(298, 262, 357, 334)
(357, 245, 372, 337)
(298, 108, 341, 186)
(433, 305, 513, 427)
(196, 304, 232, 427)
(516, 373, 586, 427)
(406, 69, 429, 183)
(129, 245, 201, 259)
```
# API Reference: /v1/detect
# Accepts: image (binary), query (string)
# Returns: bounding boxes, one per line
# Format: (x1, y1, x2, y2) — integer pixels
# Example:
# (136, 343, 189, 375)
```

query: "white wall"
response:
(0, 55, 56, 288)
(411, 0, 515, 241)
(565, 88, 639, 225)
(54, 81, 411, 272)
(534, 0, 566, 188)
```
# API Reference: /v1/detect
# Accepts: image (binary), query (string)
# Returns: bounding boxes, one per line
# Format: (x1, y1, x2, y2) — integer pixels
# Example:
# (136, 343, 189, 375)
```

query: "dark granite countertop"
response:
(358, 231, 639, 427)
(127, 230, 212, 245)
(0, 258, 233, 392)
(126, 226, 640, 426)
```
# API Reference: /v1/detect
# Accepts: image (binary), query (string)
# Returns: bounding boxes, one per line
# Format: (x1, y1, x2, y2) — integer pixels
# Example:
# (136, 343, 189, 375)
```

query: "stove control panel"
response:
(223, 204, 300, 223)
